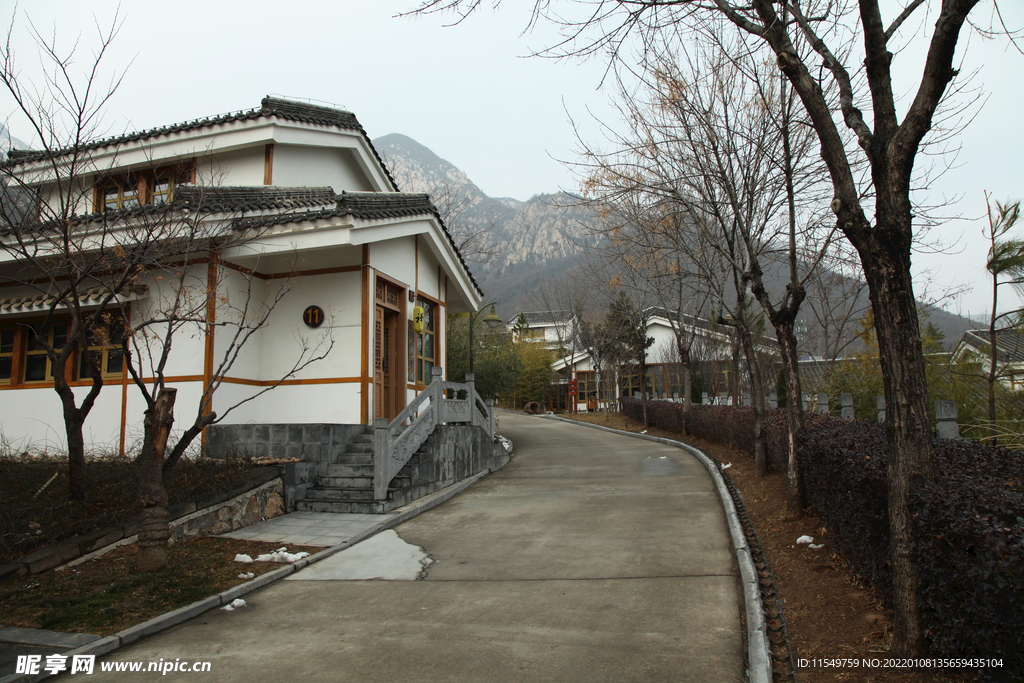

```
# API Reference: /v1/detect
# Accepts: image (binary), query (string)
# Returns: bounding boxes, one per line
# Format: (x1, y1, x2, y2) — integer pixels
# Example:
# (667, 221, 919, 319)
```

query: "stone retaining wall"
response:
(170, 477, 284, 540)
(387, 424, 511, 509)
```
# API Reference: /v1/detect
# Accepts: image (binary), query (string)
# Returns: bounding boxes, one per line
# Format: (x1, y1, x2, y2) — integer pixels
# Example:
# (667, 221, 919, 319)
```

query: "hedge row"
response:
(619, 397, 1024, 681)
(619, 397, 756, 452)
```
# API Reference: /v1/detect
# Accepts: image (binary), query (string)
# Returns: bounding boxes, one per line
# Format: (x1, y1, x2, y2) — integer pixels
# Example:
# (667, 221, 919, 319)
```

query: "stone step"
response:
(315, 475, 412, 489)
(305, 487, 376, 501)
(342, 442, 375, 454)
(295, 498, 389, 514)
(334, 453, 373, 465)
(316, 475, 372, 488)
(325, 463, 374, 477)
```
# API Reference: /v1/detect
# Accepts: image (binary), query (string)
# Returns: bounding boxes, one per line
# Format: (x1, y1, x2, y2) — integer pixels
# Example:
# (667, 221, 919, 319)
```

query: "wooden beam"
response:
(263, 144, 274, 185)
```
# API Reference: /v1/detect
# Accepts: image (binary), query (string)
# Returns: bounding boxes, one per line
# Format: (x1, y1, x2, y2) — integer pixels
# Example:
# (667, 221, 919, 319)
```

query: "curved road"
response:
(70, 412, 743, 682)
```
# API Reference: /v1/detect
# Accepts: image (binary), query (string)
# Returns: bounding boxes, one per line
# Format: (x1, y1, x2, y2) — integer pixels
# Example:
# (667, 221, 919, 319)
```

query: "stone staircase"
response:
(295, 426, 424, 514)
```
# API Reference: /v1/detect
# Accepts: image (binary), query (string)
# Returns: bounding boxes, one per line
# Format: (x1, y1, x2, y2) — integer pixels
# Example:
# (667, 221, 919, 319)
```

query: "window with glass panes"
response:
(102, 176, 142, 211)
(415, 297, 436, 385)
(23, 322, 69, 383)
(0, 327, 14, 385)
(79, 316, 127, 379)
(96, 167, 185, 212)
(619, 366, 653, 397)
(575, 371, 615, 402)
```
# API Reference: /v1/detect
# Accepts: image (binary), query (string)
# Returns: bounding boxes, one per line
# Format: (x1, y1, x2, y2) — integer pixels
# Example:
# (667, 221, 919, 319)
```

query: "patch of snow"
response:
(255, 548, 310, 563)
(809, 544, 825, 549)
(287, 529, 432, 581)
(238, 572, 255, 580)
(722, 462, 732, 469)
(796, 535, 814, 545)
(234, 554, 254, 563)
(221, 598, 247, 611)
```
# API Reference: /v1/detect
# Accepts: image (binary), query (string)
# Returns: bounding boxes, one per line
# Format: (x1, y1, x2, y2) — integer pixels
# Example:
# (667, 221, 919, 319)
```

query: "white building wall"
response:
(202, 147, 266, 186)
(272, 144, 374, 193)
(130, 264, 210, 379)
(648, 321, 679, 363)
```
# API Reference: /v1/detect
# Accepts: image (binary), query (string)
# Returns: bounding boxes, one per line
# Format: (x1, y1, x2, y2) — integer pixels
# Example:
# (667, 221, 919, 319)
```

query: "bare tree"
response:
(124, 221, 333, 571)
(0, 11, 335, 570)
(406, 0, 1014, 653)
(0, 10, 138, 500)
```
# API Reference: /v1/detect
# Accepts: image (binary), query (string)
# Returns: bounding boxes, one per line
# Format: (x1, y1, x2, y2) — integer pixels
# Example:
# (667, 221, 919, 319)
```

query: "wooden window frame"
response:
(0, 325, 15, 386)
(0, 309, 129, 388)
(94, 162, 193, 213)
(414, 295, 438, 387)
(79, 313, 129, 381)
(22, 321, 71, 384)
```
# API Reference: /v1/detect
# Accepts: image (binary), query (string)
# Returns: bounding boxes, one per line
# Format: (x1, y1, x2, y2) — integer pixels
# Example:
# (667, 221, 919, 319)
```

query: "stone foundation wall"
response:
(205, 423, 367, 461)
(171, 478, 285, 540)
(388, 425, 511, 508)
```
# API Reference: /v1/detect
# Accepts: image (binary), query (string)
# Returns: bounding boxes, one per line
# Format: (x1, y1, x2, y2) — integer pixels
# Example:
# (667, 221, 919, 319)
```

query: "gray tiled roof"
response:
(8, 98, 352, 163)
(176, 186, 337, 213)
(957, 329, 1024, 363)
(233, 191, 483, 297)
(505, 311, 573, 326)
(4, 97, 399, 193)
(63, 186, 337, 226)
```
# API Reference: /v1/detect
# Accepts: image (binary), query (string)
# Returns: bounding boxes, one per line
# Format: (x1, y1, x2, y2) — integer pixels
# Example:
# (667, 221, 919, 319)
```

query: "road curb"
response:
(0, 472, 492, 683)
(537, 413, 773, 683)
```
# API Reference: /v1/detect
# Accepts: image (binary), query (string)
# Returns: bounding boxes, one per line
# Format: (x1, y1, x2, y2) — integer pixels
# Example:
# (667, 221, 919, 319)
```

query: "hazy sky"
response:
(1, 1, 1021, 320)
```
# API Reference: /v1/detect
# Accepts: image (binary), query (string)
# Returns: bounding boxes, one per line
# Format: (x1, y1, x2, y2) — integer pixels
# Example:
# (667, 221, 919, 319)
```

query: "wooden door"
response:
(374, 305, 384, 419)
(374, 305, 399, 421)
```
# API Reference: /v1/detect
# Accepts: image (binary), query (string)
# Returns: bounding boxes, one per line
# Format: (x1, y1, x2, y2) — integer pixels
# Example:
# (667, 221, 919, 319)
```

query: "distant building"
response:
(952, 328, 1024, 389)
(508, 306, 777, 412)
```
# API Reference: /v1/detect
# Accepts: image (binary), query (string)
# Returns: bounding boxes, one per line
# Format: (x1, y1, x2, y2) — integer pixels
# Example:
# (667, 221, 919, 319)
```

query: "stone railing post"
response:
(486, 399, 494, 439)
(373, 417, 390, 500)
(817, 394, 829, 416)
(802, 393, 810, 412)
(768, 391, 778, 409)
(465, 372, 477, 427)
(877, 395, 886, 424)
(701, 391, 708, 405)
(742, 391, 751, 407)
(431, 367, 444, 427)
(841, 394, 854, 420)
(936, 400, 961, 440)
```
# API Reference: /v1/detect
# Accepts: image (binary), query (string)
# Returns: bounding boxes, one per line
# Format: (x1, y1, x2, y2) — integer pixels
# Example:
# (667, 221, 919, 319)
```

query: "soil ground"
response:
(0, 538, 324, 636)
(560, 411, 978, 683)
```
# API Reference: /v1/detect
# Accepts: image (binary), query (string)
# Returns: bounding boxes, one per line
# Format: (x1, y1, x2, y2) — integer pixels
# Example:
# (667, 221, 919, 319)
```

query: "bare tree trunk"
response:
(989, 274, 999, 443)
(640, 355, 649, 428)
(62, 404, 87, 502)
(680, 344, 692, 435)
(739, 329, 767, 477)
(136, 388, 177, 572)
(861, 240, 935, 657)
(777, 324, 805, 518)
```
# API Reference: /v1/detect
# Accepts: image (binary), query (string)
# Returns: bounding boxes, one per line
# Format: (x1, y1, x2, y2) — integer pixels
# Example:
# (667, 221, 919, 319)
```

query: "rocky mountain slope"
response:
(375, 132, 974, 350)
(374, 133, 600, 313)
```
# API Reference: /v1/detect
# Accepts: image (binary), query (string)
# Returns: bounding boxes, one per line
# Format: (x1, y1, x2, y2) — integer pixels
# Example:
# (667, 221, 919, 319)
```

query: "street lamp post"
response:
(469, 303, 503, 376)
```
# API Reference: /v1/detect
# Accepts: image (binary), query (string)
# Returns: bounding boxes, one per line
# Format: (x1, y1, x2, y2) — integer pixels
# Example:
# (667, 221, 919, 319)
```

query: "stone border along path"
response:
(0, 470, 490, 683)
(537, 412, 779, 683)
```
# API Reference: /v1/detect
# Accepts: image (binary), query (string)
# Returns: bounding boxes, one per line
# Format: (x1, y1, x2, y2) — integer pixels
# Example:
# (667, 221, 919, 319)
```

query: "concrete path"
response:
(58, 412, 743, 682)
